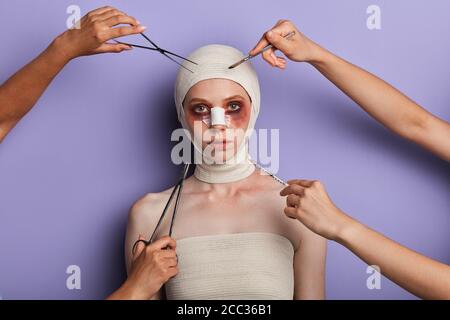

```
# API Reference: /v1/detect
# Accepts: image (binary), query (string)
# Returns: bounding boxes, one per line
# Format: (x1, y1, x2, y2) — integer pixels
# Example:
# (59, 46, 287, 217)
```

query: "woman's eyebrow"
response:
(188, 95, 245, 105)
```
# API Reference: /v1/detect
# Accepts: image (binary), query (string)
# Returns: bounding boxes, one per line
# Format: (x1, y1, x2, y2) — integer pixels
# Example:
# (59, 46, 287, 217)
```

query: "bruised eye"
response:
(193, 105, 209, 114)
(228, 102, 241, 112)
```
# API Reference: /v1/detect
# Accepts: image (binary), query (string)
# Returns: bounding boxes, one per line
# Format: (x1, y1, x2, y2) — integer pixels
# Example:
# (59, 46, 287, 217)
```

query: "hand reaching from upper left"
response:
(54, 6, 146, 61)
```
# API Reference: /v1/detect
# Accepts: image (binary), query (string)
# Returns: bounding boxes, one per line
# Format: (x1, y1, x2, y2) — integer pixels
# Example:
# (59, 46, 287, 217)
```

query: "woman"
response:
(125, 44, 327, 300)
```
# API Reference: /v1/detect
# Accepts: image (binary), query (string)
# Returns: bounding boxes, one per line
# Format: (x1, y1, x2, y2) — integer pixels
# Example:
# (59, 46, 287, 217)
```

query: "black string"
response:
(132, 164, 190, 255)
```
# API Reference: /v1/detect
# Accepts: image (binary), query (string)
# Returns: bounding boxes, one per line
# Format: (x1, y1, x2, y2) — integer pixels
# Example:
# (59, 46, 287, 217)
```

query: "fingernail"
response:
(267, 31, 273, 37)
(136, 20, 141, 25)
(138, 25, 147, 30)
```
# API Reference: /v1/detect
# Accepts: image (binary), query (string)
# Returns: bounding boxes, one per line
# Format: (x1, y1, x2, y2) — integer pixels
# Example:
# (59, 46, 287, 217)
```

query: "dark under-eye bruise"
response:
(190, 102, 242, 115)
(228, 101, 242, 113)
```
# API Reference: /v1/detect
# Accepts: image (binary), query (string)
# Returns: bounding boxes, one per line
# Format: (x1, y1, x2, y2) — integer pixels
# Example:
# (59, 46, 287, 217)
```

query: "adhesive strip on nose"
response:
(202, 108, 232, 127)
(211, 107, 226, 126)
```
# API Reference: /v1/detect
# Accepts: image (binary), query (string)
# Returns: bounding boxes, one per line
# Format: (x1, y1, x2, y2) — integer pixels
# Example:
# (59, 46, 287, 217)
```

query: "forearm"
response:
(0, 36, 70, 142)
(337, 217, 450, 299)
(106, 280, 149, 300)
(309, 47, 435, 140)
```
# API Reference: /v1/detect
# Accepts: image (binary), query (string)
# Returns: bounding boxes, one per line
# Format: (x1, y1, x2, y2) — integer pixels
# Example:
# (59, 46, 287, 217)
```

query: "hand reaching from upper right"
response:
(248, 19, 324, 69)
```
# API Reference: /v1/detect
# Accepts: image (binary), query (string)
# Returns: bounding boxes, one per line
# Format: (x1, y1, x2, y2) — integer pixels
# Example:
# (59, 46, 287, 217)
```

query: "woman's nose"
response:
(211, 123, 227, 130)
(210, 107, 227, 128)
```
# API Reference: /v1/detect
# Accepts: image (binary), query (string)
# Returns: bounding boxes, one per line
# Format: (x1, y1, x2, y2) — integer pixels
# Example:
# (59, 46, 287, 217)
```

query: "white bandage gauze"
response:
(174, 44, 261, 184)
(202, 107, 231, 127)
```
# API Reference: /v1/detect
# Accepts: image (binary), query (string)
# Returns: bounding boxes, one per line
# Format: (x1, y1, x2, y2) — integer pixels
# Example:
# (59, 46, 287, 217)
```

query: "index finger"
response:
(87, 6, 115, 17)
(279, 183, 305, 196)
(287, 179, 315, 187)
(105, 25, 147, 41)
(248, 20, 292, 56)
(151, 235, 177, 251)
(248, 33, 271, 57)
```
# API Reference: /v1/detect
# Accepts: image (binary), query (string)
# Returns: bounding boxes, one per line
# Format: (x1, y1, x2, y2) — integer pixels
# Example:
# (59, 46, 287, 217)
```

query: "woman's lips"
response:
(212, 140, 231, 144)
(209, 140, 234, 149)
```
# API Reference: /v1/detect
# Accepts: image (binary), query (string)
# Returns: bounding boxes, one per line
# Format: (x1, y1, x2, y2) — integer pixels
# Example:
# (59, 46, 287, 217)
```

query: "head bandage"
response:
(174, 44, 261, 183)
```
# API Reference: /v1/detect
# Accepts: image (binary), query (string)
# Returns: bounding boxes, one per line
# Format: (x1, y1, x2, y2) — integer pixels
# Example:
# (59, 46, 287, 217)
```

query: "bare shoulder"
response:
(251, 168, 287, 193)
(128, 186, 176, 227)
(253, 169, 327, 252)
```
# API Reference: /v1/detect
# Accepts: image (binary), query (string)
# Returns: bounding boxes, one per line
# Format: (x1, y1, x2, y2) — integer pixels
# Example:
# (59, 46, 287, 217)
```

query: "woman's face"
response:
(183, 78, 252, 162)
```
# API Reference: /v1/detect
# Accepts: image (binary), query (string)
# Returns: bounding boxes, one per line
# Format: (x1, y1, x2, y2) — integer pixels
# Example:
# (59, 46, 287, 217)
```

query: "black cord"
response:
(151, 163, 190, 241)
(168, 164, 190, 237)
(132, 164, 190, 255)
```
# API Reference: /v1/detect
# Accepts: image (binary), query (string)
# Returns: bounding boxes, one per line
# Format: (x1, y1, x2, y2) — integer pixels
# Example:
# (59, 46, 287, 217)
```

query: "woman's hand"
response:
(280, 179, 356, 241)
(248, 19, 324, 69)
(53, 6, 146, 61)
(114, 235, 179, 300)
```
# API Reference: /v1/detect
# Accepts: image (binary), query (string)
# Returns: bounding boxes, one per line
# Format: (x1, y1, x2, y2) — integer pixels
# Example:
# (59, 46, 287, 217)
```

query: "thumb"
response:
(266, 31, 291, 53)
(95, 43, 133, 54)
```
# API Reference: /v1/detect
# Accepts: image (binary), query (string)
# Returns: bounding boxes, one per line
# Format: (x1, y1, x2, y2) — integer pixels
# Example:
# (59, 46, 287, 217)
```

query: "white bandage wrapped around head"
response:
(174, 44, 261, 183)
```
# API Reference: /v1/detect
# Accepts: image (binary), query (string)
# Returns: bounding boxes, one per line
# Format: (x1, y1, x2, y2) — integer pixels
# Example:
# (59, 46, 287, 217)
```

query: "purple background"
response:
(0, 0, 449, 300)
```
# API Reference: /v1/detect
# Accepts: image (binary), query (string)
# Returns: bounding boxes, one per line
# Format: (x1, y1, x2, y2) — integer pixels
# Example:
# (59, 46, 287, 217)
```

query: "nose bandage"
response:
(174, 44, 261, 183)
(202, 107, 231, 127)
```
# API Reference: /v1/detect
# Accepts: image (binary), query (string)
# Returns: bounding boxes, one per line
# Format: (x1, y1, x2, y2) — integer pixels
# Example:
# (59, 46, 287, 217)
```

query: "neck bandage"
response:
(174, 44, 261, 184)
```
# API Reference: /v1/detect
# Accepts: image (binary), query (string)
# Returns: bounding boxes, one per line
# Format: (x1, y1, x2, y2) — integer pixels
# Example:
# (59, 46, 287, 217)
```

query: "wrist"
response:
(119, 279, 153, 300)
(334, 213, 364, 246)
(307, 43, 333, 67)
(48, 33, 76, 64)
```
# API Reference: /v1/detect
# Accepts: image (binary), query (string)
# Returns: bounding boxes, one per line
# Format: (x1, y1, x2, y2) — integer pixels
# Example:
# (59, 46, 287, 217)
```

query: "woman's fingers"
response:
(95, 43, 133, 54)
(105, 25, 147, 41)
(262, 49, 286, 68)
(164, 257, 178, 267)
(80, 6, 114, 24)
(157, 249, 177, 259)
(92, 6, 115, 16)
(151, 235, 177, 251)
(95, 9, 138, 25)
(249, 34, 270, 57)
(286, 194, 300, 208)
(280, 183, 305, 197)
(85, 6, 114, 19)
(248, 20, 283, 55)
(249, 20, 289, 54)
(284, 206, 298, 219)
(262, 47, 276, 66)
(102, 14, 140, 28)
(270, 51, 287, 68)
(287, 179, 315, 187)
(250, 33, 291, 68)
(249, 19, 322, 65)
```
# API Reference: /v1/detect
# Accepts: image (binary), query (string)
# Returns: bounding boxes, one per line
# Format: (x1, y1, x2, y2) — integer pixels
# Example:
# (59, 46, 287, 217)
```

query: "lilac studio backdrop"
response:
(0, 0, 449, 300)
